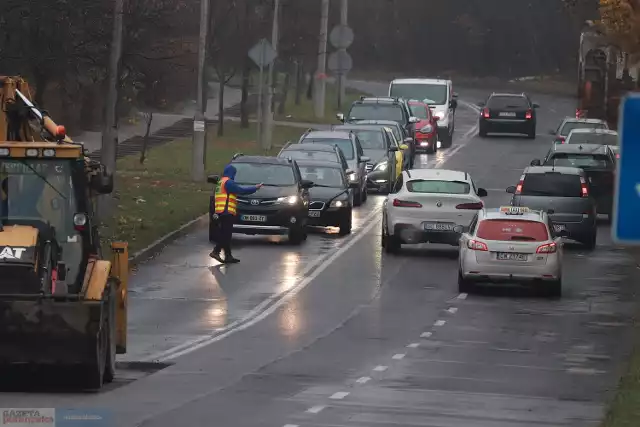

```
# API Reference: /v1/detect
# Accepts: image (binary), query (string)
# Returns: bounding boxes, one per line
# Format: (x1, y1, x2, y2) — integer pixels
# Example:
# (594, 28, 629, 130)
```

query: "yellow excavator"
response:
(0, 76, 128, 389)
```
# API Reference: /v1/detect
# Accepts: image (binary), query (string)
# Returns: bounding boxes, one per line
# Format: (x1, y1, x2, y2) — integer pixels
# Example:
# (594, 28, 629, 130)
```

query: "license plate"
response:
(308, 211, 321, 217)
(241, 214, 266, 222)
(424, 222, 455, 231)
(553, 224, 566, 232)
(497, 252, 528, 261)
(499, 112, 516, 117)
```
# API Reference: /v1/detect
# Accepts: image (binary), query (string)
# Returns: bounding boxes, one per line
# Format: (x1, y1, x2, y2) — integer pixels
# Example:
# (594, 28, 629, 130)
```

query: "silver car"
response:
(456, 206, 563, 297)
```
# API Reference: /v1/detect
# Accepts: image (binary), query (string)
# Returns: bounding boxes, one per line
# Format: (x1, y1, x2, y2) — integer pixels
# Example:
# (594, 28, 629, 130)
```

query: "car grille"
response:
(309, 201, 325, 210)
(237, 198, 278, 206)
(366, 163, 373, 172)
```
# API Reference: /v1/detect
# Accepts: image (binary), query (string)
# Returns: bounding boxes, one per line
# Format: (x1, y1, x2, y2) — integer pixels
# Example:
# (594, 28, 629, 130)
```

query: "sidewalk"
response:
(73, 85, 242, 152)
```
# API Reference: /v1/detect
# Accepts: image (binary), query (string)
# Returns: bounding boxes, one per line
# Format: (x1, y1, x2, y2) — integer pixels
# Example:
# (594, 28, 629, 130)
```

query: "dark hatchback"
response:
(478, 93, 539, 138)
(208, 155, 314, 244)
(297, 160, 357, 235)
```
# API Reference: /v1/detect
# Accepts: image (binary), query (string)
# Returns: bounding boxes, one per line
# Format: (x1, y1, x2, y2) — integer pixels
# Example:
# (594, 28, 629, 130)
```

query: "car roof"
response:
(524, 165, 583, 175)
(482, 208, 545, 222)
(333, 124, 386, 132)
(303, 130, 352, 139)
(561, 117, 606, 124)
(568, 128, 618, 135)
(391, 78, 449, 85)
(355, 97, 405, 105)
(550, 143, 609, 154)
(403, 168, 469, 182)
(294, 159, 344, 169)
(350, 119, 400, 126)
(232, 155, 293, 166)
(489, 92, 527, 98)
(283, 143, 337, 152)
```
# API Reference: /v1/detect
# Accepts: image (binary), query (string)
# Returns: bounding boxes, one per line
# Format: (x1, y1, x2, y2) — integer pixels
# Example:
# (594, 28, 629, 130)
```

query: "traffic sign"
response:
(327, 50, 353, 74)
(329, 25, 354, 49)
(613, 94, 640, 244)
(248, 38, 276, 68)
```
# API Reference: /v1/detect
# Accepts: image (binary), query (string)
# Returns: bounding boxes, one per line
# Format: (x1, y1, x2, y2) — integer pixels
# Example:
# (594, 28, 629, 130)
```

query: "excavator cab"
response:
(0, 76, 127, 390)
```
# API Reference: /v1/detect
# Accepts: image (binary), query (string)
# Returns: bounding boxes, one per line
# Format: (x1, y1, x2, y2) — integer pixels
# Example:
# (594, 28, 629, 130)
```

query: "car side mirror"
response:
(360, 156, 370, 162)
(300, 179, 314, 189)
(207, 174, 220, 184)
(477, 188, 488, 197)
(530, 159, 541, 166)
(388, 146, 398, 152)
(409, 116, 419, 124)
(450, 99, 458, 109)
(453, 225, 465, 233)
(506, 186, 516, 194)
(404, 137, 413, 144)
(399, 144, 409, 150)
(336, 113, 345, 122)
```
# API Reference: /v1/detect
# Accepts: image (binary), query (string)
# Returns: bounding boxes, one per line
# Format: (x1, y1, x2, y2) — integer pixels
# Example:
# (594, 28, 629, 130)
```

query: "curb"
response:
(128, 213, 209, 267)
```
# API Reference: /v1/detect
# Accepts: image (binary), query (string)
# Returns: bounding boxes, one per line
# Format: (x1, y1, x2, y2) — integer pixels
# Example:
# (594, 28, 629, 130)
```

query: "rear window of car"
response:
(477, 219, 549, 241)
(547, 153, 611, 169)
(409, 103, 429, 119)
(348, 104, 405, 123)
(487, 96, 529, 109)
(521, 173, 582, 197)
(303, 138, 354, 159)
(282, 150, 338, 163)
(567, 132, 618, 146)
(406, 179, 470, 194)
(559, 122, 607, 136)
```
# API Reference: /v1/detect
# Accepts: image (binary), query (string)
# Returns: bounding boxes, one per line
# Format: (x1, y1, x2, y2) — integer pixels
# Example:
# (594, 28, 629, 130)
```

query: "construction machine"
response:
(0, 76, 128, 389)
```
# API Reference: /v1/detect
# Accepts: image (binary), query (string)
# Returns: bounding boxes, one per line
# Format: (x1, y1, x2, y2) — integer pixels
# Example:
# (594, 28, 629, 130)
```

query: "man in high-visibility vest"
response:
(210, 164, 263, 264)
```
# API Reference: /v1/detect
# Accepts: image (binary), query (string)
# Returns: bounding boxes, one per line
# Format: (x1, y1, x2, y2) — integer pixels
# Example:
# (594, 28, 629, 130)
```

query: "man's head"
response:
(222, 164, 236, 179)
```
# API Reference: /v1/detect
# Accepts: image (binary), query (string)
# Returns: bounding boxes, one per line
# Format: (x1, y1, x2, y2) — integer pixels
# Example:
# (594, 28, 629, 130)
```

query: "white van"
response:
(388, 78, 457, 147)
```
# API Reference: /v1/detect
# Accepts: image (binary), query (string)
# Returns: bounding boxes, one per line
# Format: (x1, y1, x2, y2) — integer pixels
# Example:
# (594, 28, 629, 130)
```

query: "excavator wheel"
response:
(82, 283, 114, 389)
(104, 280, 118, 383)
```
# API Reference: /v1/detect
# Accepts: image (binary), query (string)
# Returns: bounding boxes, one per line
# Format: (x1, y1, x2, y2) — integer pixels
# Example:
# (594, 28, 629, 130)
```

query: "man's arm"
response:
(225, 180, 261, 195)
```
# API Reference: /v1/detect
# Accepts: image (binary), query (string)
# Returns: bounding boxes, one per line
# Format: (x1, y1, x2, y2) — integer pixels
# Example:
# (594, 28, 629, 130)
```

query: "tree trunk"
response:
(277, 68, 291, 115)
(240, 60, 250, 128)
(218, 77, 225, 136)
(306, 72, 313, 100)
(294, 61, 303, 105)
(32, 70, 49, 107)
(139, 112, 153, 164)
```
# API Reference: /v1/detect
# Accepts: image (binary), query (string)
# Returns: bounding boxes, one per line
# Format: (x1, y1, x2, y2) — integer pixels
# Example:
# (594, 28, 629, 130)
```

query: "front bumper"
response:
(460, 270, 561, 283)
(414, 135, 436, 152)
(392, 223, 461, 246)
(307, 207, 348, 227)
(232, 206, 305, 235)
(553, 220, 596, 242)
(366, 169, 390, 190)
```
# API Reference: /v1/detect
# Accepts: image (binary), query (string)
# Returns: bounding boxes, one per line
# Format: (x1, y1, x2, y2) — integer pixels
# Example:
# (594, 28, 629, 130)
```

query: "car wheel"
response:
(362, 186, 368, 202)
(385, 234, 401, 254)
(353, 188, 362, 207)
(545, 280, 562, 298)
(426, 143, 436, 154)
(584, 231, 597, 250)
(339, 210, 352, 235)
(441, 131, 453, 148)
(478, 125, 487, 138)
(526, 128, 536, 139)
(457, 270, 474, 294)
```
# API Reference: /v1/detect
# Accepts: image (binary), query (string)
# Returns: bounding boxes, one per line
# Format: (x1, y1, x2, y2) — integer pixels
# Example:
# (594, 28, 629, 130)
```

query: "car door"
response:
(385, 128, 403, 178)
(353, 135, 367, 189)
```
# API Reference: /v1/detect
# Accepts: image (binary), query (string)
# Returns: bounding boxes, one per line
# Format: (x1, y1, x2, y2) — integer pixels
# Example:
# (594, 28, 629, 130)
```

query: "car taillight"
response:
(482, 107, 489, 118)
(536, 242, 557, 253)
(456, 202, 484, 209)
(580, 177, 589, 197)
(616, 153, 620, 159)
(515, 176, 524, 194)
(467, 239, 488, 251)
(525, 110, 532, 119)
(393, 198, 422, 208)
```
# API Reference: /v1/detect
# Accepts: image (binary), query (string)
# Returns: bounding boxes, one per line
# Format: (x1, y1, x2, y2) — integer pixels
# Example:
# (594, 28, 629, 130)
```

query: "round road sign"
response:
(327, 50, 353, 74)
(329, 25, 354, 49)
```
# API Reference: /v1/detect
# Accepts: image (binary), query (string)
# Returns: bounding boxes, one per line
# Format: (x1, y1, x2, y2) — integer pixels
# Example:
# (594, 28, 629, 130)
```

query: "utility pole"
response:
(313, 0, 330, 119)
(338, 0, 348, 106)
(261, 0, 281, 151)
(192, 0, 209, 181)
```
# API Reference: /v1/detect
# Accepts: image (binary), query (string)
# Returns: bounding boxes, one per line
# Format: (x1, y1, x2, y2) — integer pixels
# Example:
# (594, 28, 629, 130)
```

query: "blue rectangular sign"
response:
(56, 409, 112, 427)
(613, 94, 640, 244)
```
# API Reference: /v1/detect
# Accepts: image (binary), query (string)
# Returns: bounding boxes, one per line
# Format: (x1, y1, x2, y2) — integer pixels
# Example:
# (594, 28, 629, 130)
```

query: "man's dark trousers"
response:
(213, 214, 235, 256)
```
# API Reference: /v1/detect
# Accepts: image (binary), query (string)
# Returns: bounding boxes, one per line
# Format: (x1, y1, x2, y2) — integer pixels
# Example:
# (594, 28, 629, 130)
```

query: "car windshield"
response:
(520, 173, 582, 197)
(406, 179, 470, 194)
(487, 96, 529, 109)
(477, 219, 549, 242)
(409, 104, 429, 119)
(567, 133, 618, 146)
(299, 166, 344, 188)
(348, 104, 404, 123)
(389, 83, 448, 105)
(233, 163, 296, 186)
(548, 153, 611, 169)
(282, 150, 339, 163)
(559, 121, 607, 136)
(348, 130, 386, 150)
(303, 138, 354, 159)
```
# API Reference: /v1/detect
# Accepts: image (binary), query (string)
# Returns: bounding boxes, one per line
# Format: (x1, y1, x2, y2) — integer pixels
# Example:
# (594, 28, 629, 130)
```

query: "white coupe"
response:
(382, 169, 488, 253)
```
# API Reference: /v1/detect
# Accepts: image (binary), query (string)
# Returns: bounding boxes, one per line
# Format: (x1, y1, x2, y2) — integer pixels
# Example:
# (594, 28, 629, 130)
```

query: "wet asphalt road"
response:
(2, 82, 638, 427)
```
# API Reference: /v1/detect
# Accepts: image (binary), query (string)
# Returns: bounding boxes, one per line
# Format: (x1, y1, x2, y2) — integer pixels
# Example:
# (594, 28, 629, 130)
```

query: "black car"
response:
(277, 143, 350, 174)
(297, 160, 357, 235)
(477, 92, 539, 138)
(531, 143, 616, 218)
(207, 154, 314, 244)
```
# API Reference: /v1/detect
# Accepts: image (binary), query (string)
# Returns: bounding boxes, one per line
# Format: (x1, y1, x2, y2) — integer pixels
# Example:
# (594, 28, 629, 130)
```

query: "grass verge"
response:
(99, 121, 304, 254)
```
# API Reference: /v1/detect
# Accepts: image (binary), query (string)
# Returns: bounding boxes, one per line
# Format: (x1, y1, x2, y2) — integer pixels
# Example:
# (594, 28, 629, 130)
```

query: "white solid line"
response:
(356, 376, 371, 384)
(420, 332, 432, 338)
(147, 207, 383, 362)
(567, 367, 605, 375)
(330, 391, 350, 399)
(373, 365, 388, 372)
(407, 343, 420, 348)
(283, 425, 299, 427)
(434, 320, 446, 326)
(457, 293, 468, 299)
(392, 353, 406, 360)
(447, 307, 458, 314)
(307, 406, 325, 414)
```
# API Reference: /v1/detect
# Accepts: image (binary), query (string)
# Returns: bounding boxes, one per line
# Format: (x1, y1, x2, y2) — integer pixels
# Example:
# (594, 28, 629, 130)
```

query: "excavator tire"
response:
(104, 281, 117, 383)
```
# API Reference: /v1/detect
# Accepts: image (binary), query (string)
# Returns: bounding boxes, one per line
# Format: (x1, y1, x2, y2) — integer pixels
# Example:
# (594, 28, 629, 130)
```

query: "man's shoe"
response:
(209, 250, 225, 263)
(225, 256, 240, 264)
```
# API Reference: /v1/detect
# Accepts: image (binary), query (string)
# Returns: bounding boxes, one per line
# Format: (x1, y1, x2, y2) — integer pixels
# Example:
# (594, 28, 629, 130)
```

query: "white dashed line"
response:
(420, 332, 432, 338)
(457, 293, 468, 299)
(373, 365, 388, 372)
(407, 342, 420, 348)
(392, 353, 406, 360)
(283, 425, 299, 427)
(306, 406, 325, 414)
(434, 320, 446, 326)
(330, 391, 350, 400)
(447, 307, 458, 314)
(567, 367, 606, 375)
(356, 376, 371, 384)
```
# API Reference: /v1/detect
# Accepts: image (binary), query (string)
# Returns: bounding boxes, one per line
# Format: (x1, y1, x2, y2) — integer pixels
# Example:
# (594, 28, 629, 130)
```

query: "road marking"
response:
(146, 206, 383, 362)
(373, 365, 388, 372)
(567, 367, 606, 375)
(356, 376, 371, 384)
(457, 293, 468, 299)
(446, 307, 458, 314)
(392, 353, 406, 360)
(420, 332, 432, 338)
(407, 342, 420, 348)
(307, 406, 325, 414)
(283, 425, 299, 427)
(434, 320, 446, 326)
(330, 392, 350, 399)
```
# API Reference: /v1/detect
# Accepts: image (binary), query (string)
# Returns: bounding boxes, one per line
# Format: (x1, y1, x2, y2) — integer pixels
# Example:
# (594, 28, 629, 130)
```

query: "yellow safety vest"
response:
(214, 177, 237, 215)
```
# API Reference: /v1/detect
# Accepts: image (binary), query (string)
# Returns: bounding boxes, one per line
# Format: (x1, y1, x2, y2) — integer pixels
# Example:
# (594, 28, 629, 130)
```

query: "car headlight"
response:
(373, 161, 388, 171)
(330, 199, 347, 208)
(419, 124, 433, 133)
(277, 195, 298, 205)
(348, 172, 358, 181)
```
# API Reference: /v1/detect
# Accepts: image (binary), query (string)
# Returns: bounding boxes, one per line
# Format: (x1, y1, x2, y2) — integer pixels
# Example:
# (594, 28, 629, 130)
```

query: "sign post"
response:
(612, 94, 640, 244)
(248, 39, 276, 149)
(329, 24, 354, 109)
